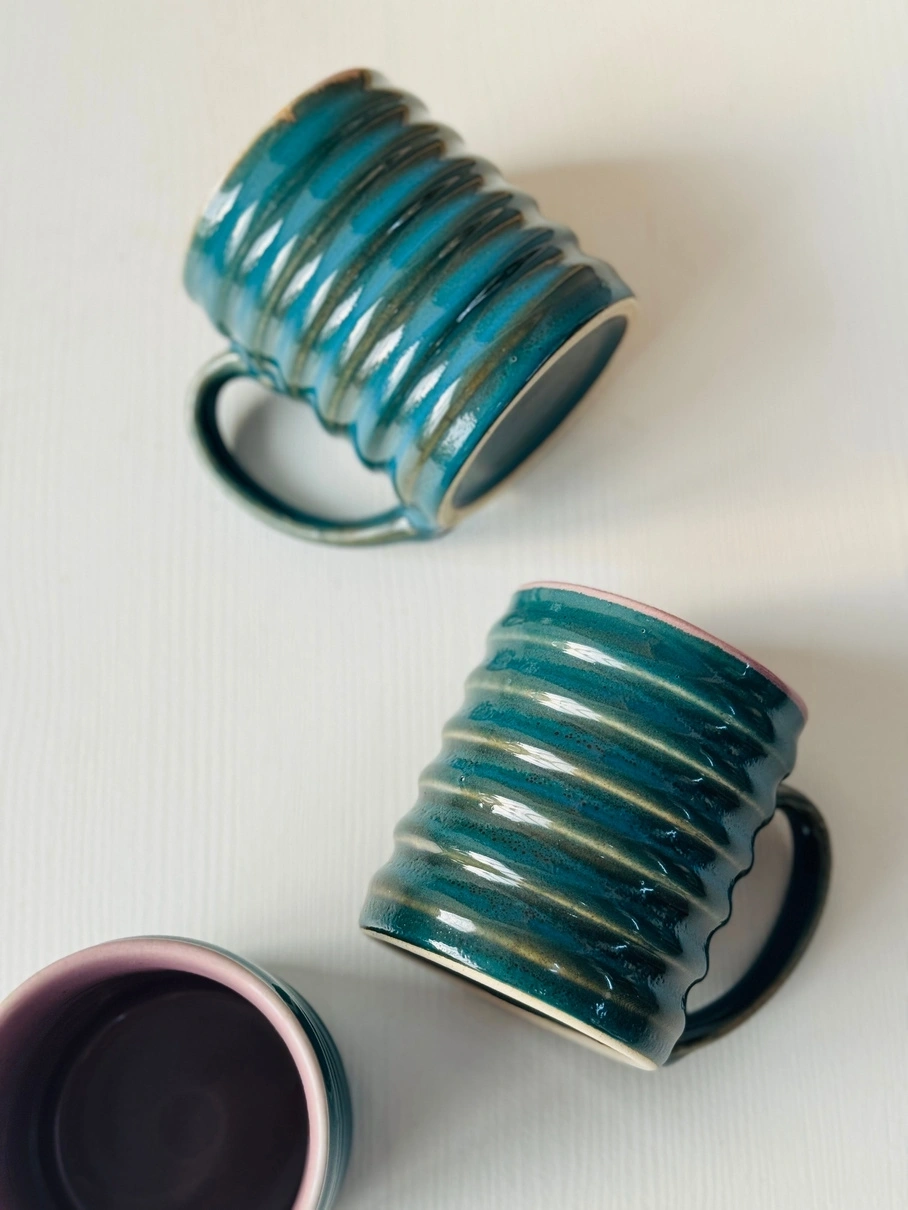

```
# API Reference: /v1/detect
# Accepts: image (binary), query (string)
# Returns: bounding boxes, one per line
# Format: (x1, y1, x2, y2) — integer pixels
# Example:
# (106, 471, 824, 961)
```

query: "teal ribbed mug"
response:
(361, 583, 831, 1068)
(0, 938, 351, 1210)
(184, 69, 634, 544)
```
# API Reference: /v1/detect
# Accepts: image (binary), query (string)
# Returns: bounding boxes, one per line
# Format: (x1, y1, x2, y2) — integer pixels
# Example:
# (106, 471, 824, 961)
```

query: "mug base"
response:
(361, 928, 657, 1071)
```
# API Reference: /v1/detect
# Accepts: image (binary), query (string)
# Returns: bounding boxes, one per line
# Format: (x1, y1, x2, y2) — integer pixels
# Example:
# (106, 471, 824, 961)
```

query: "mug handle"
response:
(668, 784, 831, 1062)
(188, 351, 431, 545)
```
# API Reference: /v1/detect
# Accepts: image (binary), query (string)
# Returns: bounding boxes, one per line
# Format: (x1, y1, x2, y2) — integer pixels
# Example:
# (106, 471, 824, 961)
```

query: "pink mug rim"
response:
(0, 936, 330, 1210)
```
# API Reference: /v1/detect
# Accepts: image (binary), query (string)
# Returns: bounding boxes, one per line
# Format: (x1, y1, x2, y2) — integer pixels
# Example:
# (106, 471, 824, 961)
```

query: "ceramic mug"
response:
(0, 937, 351, 1210)
(361, 583, 831, 1068)
(184, 69, 634, 544)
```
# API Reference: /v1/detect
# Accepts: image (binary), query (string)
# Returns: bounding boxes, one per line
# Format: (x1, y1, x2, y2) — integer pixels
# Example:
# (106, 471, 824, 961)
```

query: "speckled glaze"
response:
(184, 69, 634, 544)
(0, 938, 351, 1210)
(361, 584, 830, 1068)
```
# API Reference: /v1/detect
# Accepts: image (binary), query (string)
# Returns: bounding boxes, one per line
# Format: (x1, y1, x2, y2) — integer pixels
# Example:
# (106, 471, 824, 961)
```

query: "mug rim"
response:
(0, 936, 331, 1210)
(436, 300, 637, 530)
(520, 581, 808, 719)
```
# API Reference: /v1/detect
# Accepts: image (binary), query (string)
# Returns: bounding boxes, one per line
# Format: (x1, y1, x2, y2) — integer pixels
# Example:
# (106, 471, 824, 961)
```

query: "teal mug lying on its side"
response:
(184, 69, 634, 545)
(361, 583, 831, 1068)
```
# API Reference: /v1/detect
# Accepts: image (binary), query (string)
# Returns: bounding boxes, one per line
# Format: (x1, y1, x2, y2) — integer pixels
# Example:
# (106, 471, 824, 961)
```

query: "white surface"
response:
(1, 2, 906, 1207)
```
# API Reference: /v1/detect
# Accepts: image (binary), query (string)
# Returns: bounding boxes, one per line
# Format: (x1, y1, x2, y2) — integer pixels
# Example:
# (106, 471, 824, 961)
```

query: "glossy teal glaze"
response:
(361, 584, 829, 1068)
(184, 69, 634, 543)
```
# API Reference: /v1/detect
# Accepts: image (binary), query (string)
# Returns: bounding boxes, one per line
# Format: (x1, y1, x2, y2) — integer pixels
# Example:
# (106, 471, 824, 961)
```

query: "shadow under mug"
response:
(361, 583, 831, 1068)
(184, 68, 634, 545)
(0, 938, 351, 1210)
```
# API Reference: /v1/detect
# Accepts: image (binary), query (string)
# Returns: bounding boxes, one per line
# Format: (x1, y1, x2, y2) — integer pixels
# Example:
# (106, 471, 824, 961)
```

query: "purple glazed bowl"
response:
(0, 938, 351, 1210)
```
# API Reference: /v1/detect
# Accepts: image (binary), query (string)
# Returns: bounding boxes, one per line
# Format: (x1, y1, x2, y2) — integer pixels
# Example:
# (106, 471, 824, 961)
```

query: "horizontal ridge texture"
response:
(361, 585, 805, 1066)
(184, 70, 632, 528)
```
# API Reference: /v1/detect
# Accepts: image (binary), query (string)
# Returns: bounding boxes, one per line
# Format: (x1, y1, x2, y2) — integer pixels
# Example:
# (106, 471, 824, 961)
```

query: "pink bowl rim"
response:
(0, 936, 330, 1210)
(520, 582, 807, 720)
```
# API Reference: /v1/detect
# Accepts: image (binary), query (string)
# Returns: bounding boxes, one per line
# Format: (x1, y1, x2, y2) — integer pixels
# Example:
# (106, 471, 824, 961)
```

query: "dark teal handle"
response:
(189, 351, 431, 545)
(669, 785, 831, 1061)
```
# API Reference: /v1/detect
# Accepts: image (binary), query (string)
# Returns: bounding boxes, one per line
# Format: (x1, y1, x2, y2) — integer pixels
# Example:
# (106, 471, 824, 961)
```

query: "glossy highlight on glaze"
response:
(184, 69, 634, 543)
(361, 584, 828, 1068)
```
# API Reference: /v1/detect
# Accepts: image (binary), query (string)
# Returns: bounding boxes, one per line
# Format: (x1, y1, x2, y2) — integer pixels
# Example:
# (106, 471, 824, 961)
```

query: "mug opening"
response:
(438, 302, 634, 526)
(361, 927, 657, 1071)
(0, 939, 330, 1210)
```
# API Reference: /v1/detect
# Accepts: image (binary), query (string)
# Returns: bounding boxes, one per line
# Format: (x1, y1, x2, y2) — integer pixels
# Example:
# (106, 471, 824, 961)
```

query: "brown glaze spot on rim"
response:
(520, 581, 808, 721)
(277, 68, 375, 121)
(194, 68, 388, 232)
(0, 938, 331, 1210)
(317, 68, 374, 90)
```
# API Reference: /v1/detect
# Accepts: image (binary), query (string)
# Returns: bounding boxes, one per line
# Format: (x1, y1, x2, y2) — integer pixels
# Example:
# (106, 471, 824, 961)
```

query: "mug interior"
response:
(0, 939, 330, 1210)
(439, 306, 633, 525)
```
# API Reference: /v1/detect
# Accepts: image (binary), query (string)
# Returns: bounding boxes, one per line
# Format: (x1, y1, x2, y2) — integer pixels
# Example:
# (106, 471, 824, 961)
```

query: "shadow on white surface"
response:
(453, 156, 835, 546)
(731, 640, 908, 952)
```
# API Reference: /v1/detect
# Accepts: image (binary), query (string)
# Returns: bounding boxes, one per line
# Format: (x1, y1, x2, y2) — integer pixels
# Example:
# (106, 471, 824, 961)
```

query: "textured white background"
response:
(2, 2, 907, 1207)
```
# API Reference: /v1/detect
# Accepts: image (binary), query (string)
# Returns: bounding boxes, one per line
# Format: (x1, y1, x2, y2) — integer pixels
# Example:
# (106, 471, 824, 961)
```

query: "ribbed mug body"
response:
(184, 70, 633, 534)
(361, 584, 806, 1067)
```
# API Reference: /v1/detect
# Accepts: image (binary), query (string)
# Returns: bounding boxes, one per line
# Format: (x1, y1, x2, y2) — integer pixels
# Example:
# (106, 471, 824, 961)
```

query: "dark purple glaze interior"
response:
(0, 953, 308, 1210)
